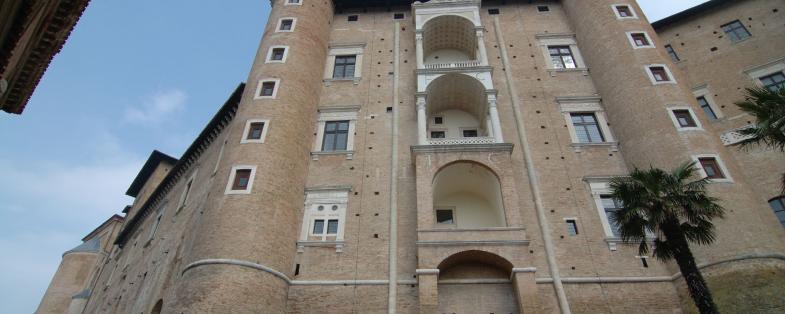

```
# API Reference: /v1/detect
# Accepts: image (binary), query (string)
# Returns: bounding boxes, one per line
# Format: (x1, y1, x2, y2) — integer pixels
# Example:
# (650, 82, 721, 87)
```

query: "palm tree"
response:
(735, 87, 785, 193)
(609, 161, 725, 314)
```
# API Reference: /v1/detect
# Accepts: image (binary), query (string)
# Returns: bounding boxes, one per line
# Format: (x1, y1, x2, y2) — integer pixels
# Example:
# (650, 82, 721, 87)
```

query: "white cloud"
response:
(124, 89, 187, 124)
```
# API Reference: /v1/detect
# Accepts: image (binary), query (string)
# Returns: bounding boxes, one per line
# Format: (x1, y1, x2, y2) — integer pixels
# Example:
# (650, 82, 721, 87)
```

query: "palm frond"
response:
(734, 87, 785, 152)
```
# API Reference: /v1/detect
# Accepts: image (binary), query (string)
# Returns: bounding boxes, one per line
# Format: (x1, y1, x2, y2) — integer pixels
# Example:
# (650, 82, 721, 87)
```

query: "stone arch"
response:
(422, 14, 478, 62)
(151, 299, 163, 314)
(432, 161, 507, 228)
(436, 250, 519, 313)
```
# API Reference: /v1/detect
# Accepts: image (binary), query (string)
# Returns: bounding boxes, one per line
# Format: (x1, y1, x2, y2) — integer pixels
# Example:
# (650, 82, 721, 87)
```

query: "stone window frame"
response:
(434, 207, 457, 227)
(265, 45, 290, 64)
(323, 43, 365, 85)
(297, 186, 351, 253)
(556, 97, 618, 151)
(611, 4, 638, 20)
(585, 178, 622, 240)
(536, 5, 551, 14)
(743, 57, 785, 90)
(691, 154, 733, 183)
(563, 217, 579, 236)
(626, 31, 655, 49)
(276, 17, 297, 33)
(224, 165, 258, 195)
(212, 137, 228, 176)
(666, 106, 703, 132)
(240, 119, 271, 144)
(645, 64, 677, 85)
(146, 205, 166, 244)
(254, 78, 280, 100)
(176, 169, 199, 212)
(692, 85, 723, 120)
(311, 106, 359, 160)
(284, 0, 302, 6)
(536, 33, 588, 76)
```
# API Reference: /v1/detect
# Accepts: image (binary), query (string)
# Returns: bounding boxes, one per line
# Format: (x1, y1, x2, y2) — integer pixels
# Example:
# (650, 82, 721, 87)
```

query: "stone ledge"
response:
(411, 143, 514, 154)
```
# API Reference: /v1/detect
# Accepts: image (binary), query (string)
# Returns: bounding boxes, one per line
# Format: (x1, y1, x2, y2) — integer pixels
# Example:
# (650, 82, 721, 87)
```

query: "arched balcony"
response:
(416, 74, 503, 145)
(416, 15, 488, 69)
(432, 162, 506, 228)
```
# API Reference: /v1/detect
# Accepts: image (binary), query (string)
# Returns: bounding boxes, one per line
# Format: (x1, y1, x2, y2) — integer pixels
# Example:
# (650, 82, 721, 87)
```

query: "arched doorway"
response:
(437, 250, 518, 313)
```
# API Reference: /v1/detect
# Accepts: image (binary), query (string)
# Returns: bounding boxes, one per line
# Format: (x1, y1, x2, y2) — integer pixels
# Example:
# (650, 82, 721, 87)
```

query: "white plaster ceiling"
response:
(422, 15, 477, 60)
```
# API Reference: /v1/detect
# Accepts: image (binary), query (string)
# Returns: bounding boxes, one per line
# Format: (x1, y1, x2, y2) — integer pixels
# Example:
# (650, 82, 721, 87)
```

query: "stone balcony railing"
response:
(424, 60, 481, 69)
(417, 227, 528, 247)
(720, 124, 756, 146)
(428, 137, 495, 145)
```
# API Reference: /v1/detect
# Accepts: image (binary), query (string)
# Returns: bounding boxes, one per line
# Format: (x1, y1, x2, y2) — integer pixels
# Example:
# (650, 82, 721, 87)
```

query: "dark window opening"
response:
(294, 264, 300, 276)
(279, 19, 293, 31)
(333, 55, 357, 79)
(247, 122, 265, 140)
(696, 96, 718, 120)
(348, 15, 358, 22)
(313, 220, 325, 234)
(649, 66, 670, 82)
(673, 110, 697, 128)
(665, 45, 680, 62)
(768, 196, 785, 229)
(760, 72, 785, 92)
(327, 220, 339, 234)
(537, 6, 550, 12)
(430, 131, 446, 139)
(434, 116, 443, 124)
(566, 220, 579, 236)
(698, 157, 725, 179)
(322, 121, 350, 151)
(631, 33, 650, 46)
(260, 82, 276, 97)
(488, 8, 500, 15)
(436, 209, 454, 224)
(616, 5, 633, 17)
(232, 169, 252, 190)
(462, 129, 478, 138)
(394, 13, 404, 20)
(271, 48, 285, 61)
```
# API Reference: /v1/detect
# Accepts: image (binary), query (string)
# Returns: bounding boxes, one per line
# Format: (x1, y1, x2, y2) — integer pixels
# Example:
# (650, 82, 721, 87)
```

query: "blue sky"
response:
(0, 0, 707, 312)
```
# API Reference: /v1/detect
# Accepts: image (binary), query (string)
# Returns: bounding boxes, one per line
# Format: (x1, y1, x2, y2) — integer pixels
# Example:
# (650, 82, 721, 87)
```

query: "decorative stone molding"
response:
(411, 143, 514, 154)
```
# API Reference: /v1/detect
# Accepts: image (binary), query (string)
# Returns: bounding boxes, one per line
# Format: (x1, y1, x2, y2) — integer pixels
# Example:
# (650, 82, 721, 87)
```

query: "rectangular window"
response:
(436, 209, 454, 224)
(247, 122, 265, 140)
(650, 66, 670, 82)
(673, 110, 697, 128)
(312, 219, 325, 234)
(279, 19, 294, 31)
(665, 45, 680, 62)
(615, 5, 633, 18)
(631, 33, 650, 47)
(260, 81, 276, 97)
(571, 113, 605, 143)
(348, 15, 358, 22)
(333, 55, 357, 79)
(462, 129, 478, 138)
(537, 6, 550, 12)
(696, 96, 718, 120)
(322, 121, 350, 151)
(722, 20, 751, 43)
(180, 180, 193, 207)
(232, 169, 252, 190)
(760, 72, 785, 92)
(393, 13, 404, 20)
(327, 219, 339, 234)
(488, 8, 500, 15)
(601, 196, 622, 237)
(566, 219, 579, 236)
(271, 48, 285, 61)
(287, 0, 300, 3)
(698, 157, 725, 179)
(148, 206, 165, 242)
(434, 116, 443, 125)
(430, 131, 446, 139)
(549, 46, 576, 69)
(769, 196, 785, 228)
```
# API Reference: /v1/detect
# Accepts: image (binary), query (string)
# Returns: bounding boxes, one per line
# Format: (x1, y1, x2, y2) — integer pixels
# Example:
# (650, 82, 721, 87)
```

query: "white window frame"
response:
(557, 99, 616, 144)
(692, 85, 724, 119)
(299, 187, 349, 243)
(612, 4, 638, 20)
(224, 165, 257, 195)
(276, 17, 297, 33)
(743, 57, 785, 88)
(313, 106, 359, 155)
(265, 45, 289, 64)
(536, 34, 587, 71)
(586, 180, 619, 239)
(626, 31, 655, 49)
(645, 64, 677, 85)
(240, 119, 271, 144)
(284, 0, 302, 6)
(667, 106, 703, 132)
(692, 154, 733, 183)
(254, 78, 280, 100)
(324, 43, 365, 83)
(177, 169, 198, 211)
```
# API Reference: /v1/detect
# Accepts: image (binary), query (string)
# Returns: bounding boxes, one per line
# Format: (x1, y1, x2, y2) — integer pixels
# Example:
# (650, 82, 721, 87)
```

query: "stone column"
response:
(416, 269, 439, 314)
(511, 268, 540, 314)
(416, 94, 428, 145)
(415, 32, 425, 69)
(487, 93, 504, 143)
(476, 29, 489, 66)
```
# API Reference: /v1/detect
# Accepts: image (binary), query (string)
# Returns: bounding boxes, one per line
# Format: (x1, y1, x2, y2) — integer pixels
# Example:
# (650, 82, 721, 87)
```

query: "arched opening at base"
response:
(151, 299, 163, 314)
(437, 250, 519, 314)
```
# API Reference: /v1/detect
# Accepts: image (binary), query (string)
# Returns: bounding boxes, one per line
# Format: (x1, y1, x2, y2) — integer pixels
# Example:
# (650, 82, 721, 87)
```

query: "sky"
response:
(0, 0, 708, 312)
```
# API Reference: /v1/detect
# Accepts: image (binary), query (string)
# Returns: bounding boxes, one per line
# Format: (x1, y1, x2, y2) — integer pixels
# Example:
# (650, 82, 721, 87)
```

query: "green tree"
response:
(735, 87, 785, 192)
(610, 161, 725, 314)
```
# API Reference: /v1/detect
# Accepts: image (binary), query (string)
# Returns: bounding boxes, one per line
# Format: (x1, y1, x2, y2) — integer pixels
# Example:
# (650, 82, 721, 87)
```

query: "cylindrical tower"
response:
(560, 0, 785, 308)
(172, 0, 333, 312)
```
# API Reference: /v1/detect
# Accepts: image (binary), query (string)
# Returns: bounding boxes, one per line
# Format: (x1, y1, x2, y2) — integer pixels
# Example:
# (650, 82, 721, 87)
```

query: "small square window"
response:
(271, 48, 285, 61)
(393, 13, 404, 20)
(287, 0, 300, 4)
(279, 19, 294, 31)
(232, 169, 252, 190)
(615, 5, 635, 18)
(537, 6, 550, 12)
(721, 20, 751, 43)
(260, 82, 276, 97)
(698, 157, 725, 179)
(430, 131, 445, 139)
(488, 8, 500, 15)
(631, 33, 650, 47)
(673, 110, 697, 128)
(566, 219, 579, 236)
(247, 122, 265, 140)
(434, 116, 443, 125)
(649, 66, 671, 82)
(436, 209, 454, 224)
(348, 15, 358, 22)
(462, 129, 478, 138)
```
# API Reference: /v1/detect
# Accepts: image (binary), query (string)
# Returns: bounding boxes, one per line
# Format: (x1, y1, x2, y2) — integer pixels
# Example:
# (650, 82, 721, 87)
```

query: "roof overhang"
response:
(652, 0, 734, 30)
(125, 150, 178, 197)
